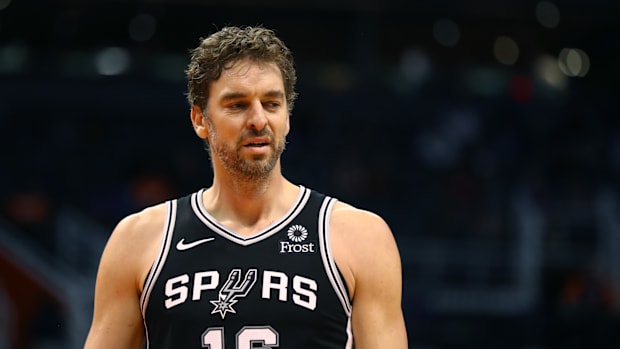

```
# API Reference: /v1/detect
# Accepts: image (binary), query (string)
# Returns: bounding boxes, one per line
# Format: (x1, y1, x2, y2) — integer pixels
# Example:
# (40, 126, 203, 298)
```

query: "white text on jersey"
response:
(164, 269, 318, 312)
(279, 241, 315, 253)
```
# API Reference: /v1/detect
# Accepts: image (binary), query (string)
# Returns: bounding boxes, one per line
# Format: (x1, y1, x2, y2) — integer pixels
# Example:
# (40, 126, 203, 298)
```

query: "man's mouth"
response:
(245, 142, 268, 147)
(243, 137, 271, 147)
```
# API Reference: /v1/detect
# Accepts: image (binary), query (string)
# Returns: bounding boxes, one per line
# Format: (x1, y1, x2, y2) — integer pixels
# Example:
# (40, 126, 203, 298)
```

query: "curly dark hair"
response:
(185, 26, 298, 113)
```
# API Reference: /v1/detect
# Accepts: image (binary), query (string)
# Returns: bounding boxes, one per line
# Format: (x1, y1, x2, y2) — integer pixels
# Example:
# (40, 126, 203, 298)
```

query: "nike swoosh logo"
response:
(176, 237, 215, 251)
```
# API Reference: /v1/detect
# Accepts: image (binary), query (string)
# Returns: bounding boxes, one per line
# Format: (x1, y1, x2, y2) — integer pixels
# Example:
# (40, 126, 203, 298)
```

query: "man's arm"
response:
(331, 205, 408, 349)
(84, 207, 165, 349)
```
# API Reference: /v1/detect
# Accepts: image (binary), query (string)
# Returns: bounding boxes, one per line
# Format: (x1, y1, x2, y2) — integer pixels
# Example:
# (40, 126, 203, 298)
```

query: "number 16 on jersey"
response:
(202, 326, 279, 349)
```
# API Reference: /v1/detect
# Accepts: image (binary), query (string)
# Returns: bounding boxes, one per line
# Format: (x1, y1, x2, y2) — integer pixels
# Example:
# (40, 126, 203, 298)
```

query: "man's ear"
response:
(190, 105, 209, 139)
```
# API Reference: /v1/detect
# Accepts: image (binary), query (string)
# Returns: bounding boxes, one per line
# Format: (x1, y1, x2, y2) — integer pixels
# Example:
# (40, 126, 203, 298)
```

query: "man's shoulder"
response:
(113, 202, 169, 241)
(97, 201, 171, 285)
(118, 190, 197, 231)
(330, 201, 390, 236)
(302, 186, 390, 234)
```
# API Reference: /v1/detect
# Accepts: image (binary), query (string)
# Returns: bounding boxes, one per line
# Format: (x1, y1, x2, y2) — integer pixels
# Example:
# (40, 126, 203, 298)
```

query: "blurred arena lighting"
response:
(0, 42, 28, 74)
(464, 68, 505, 97)
(415, 108, 481, 168)
(509, 75, 533, 103)
(535, 1, 560, 29)
(58, 51, 97, 78)
(415, 130, 457, 168)
(150, 53, 188, 82)
(433, 18, 460, 47)
(558, 48, 590, 77)
(493, 36, 520, 66)
(95, 47, 131, 76)
(317, 64, 354, 94)
(0, 0, 11, 11)
(439, 109, 481, 147)
(129, 13, 157, 42)
(399, 47, 431, 87)
(535, 54, 568, 90)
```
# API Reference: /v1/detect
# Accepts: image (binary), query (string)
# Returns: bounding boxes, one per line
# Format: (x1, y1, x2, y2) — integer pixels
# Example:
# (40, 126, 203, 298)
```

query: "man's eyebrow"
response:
(220, 92, 247, 101)
(220, 90, 285, 101)
(263, 90, 285, 99)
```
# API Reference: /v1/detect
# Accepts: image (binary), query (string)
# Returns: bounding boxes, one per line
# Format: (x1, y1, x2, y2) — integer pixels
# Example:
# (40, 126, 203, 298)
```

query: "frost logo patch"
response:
(287, 225, 308, 242)
(280, 225, 315, 253)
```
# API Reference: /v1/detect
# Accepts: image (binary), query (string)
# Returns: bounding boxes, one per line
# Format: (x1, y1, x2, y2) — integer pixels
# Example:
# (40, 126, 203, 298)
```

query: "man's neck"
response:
(202, 171, 299, 235)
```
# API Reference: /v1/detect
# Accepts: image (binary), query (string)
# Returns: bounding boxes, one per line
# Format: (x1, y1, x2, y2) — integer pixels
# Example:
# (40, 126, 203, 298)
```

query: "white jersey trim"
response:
(318, 197, 352, 316)
(345, 316, 353, 349)
(191, 185, 311, 246)
(140, 199, 177, 349)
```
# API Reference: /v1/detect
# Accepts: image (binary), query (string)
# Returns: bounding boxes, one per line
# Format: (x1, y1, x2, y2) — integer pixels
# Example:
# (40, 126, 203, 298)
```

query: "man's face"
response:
(203, 58, 290, 182)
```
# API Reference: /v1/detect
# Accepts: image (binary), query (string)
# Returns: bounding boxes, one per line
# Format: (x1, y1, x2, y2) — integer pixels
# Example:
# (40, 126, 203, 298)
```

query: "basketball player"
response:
(84, 26, 408, 349)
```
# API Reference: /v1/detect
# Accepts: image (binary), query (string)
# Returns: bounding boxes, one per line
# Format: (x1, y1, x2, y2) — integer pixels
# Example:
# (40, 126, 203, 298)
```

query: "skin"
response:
(84, 58, 408, 349)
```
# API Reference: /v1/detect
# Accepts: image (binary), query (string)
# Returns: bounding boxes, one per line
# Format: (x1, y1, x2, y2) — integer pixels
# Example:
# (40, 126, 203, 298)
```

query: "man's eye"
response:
(265, 102, 281, 109)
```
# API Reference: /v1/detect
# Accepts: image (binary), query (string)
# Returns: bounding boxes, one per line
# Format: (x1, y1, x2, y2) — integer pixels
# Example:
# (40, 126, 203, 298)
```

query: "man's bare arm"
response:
(84, 205, 166, 349)
(332, 205, 408, 349)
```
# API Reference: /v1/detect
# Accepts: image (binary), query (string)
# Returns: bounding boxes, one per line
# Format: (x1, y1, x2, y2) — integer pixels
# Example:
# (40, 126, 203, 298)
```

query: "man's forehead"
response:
(221, 58, 281, 78)
(210, 59, 285, 98)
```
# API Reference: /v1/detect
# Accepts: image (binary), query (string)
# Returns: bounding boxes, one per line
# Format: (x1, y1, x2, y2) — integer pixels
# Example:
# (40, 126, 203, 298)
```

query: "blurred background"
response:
(1, 0, 619, 348)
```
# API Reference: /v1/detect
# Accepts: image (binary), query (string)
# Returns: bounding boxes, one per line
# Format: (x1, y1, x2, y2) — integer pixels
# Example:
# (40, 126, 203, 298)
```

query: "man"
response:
(84, 26, 408, 349)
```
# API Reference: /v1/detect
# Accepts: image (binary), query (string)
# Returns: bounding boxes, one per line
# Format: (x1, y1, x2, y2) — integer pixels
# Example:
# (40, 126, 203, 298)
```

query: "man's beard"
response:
(207, 121, 286, 182)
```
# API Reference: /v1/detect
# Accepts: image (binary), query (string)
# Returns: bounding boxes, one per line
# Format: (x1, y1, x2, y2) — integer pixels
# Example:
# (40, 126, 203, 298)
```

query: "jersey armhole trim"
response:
(318, 197, 352, 315)
(140, 199, 177, 315)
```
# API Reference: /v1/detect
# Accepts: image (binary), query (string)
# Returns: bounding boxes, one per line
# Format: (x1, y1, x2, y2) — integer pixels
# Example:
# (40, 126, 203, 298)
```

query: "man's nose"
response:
(246, 101, 268, 130)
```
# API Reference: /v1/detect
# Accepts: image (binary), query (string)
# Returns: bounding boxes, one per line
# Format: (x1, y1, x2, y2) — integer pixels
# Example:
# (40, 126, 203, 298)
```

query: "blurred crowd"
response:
(2, 63, 619, 347)
(2, 1, 620, 348)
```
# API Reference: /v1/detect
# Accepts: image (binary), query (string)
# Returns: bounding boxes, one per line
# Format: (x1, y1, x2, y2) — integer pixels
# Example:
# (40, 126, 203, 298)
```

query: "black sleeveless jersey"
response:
(140, 186, 353, 349)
